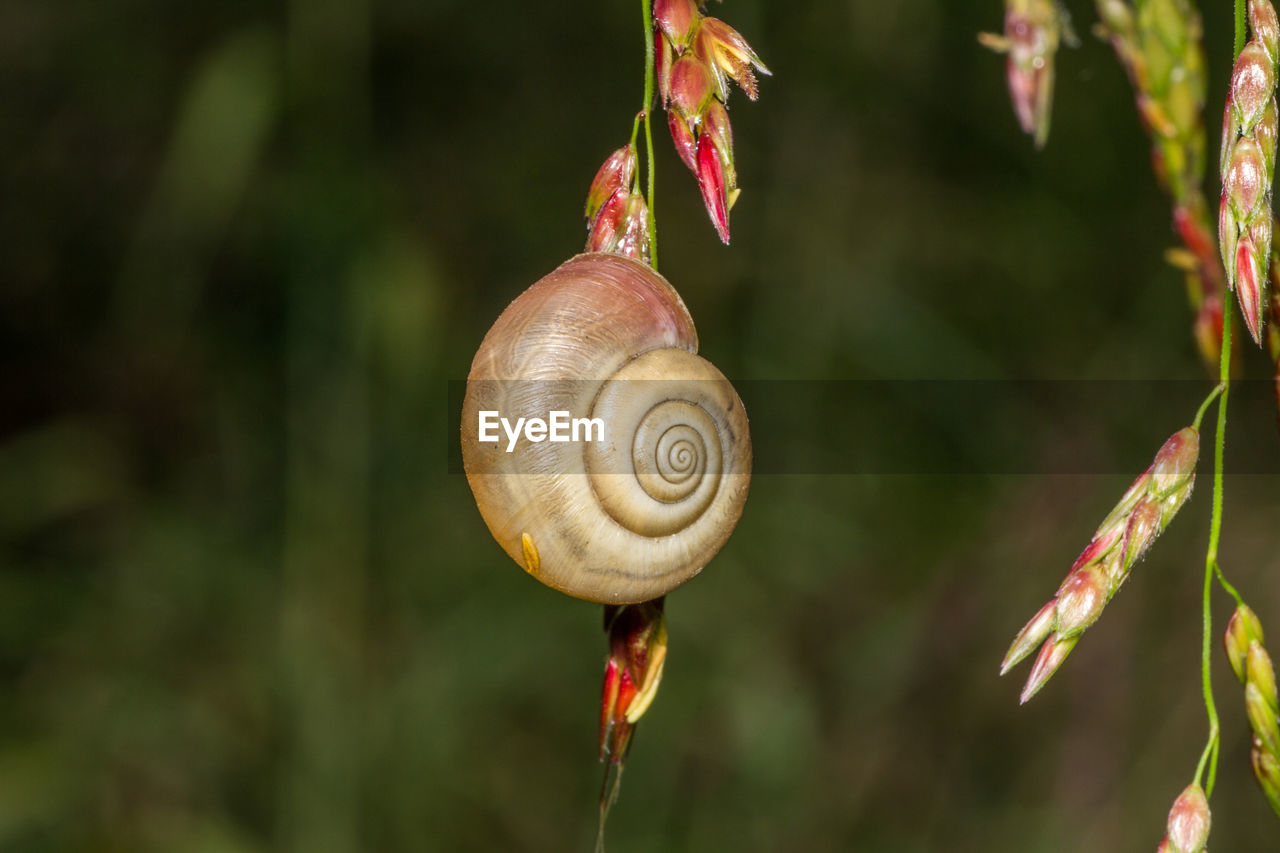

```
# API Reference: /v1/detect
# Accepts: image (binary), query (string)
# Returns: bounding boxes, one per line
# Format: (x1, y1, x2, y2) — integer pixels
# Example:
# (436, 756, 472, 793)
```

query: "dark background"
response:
(3, 0, 1279, 850)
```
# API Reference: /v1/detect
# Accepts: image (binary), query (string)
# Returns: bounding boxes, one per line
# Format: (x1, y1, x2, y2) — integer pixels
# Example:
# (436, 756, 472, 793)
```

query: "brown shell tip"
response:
(521, 532, 541, 578)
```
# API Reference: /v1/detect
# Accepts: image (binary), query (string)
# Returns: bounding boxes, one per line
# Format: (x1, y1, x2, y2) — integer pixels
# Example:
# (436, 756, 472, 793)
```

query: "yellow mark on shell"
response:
(521, 532, 541, 577)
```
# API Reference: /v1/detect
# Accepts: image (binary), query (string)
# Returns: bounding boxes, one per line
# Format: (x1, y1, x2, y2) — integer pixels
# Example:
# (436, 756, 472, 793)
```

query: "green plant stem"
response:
(641, 0, 658, 268)
(1236, 0, 1247, 58)
(1215, 561, 1244, 604)
(1192, 382, 1224, 430)
(1195, 289, 1234, 796)
(1194, 0, 1248, 797)
(629, 111, 642, 151)
(596, 16, 659, 851)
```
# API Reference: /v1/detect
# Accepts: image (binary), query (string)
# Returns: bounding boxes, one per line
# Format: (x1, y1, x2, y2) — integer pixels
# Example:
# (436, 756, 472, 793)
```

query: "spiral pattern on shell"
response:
(461, 253, 751, 604)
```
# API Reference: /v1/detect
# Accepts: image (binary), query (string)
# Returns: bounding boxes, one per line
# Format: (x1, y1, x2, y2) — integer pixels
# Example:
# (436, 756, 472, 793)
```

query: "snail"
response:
(461, 252, 751, 604)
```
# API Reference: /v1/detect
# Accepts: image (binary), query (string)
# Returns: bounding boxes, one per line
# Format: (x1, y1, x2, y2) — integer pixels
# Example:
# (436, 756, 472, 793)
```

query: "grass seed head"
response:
(1054, 565, 1108, 638)
(1003, 426, 1198, 701)
(586, 190, 652, 263)
(1164, 783, 1210, 853)
(1252, 0, 1280, 61)
(1019, 633, 1077, 704)
(1251, 742, 1280, 817)
(1231, 45, 1276, 132)
(1247, 680, 1280, 757)
(1220, 0, 1278, 343)
(1247, 642, 1279, 712)
(981, 0, 1065, 148)
(1150, 427, 1199, 495)
(1001, 598, 1057, 675)
(655, 0, 767, 244)
(585, 145, 637, 221)
(694, 18, 770, 103)
(599, 601, 668, 763)
(1225, 604, 1266, 682)
(654, 0, 698, 50)
(1101, 0, 1229, 364)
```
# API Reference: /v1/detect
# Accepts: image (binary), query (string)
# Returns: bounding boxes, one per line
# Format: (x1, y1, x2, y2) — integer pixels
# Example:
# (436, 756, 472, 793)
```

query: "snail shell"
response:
(462, 252, 751, 604)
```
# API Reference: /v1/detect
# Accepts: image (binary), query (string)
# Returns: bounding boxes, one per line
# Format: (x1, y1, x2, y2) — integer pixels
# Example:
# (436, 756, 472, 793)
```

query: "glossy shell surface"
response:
(462, 253, 751, 603)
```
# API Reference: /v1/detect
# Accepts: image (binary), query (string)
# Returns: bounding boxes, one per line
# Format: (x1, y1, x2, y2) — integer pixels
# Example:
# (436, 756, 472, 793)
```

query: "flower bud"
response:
(1150, 428, 1199, 496)
(1055, 566, 1108, 638)
(1165, 783, 1210, 853)
(586, 191, 652, 263)
(653, 0, 699, 50)
(585, 145, 636, 222)
(599, 601, 667, 762)
(1232, 44, 1276, 132)
(1220, 195, 1240, 282)
(1252, 741, 1280, 816)
(668, 54, 714, 122)
(667, 111, 697, 173)
(1247, 641, 1279, 712)
(587, 189, 626, 248)
(695, 132, 730, 244)
(1225, 137, 1268, 222)
(1252, 0, 1280, 62)
(617, 194, 653, 263)
(1121, 497, 1162, 570)
(1237, 234, 1267, 343)
(1069, 527, 1122, 573)
(700, 99, 736, 182)
(1020, 632, 1078, 704)
(1247, 680, 1280, 757)
(998, 0, 1060, 149)
(1002, 598, 1057, 675)
(1225, 604, 1266, 682)
(598, 656, 632, 762)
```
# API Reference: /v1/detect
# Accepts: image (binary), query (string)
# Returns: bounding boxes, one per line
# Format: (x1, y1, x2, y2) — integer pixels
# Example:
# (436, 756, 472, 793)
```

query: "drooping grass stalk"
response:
(595, 15, 661, 847)
(1195, 285, 1232, 796)
(1192, 0, 1248, 797)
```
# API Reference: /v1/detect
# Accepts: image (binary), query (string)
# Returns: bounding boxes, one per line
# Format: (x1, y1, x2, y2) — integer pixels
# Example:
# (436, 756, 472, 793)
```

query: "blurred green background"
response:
(3, 0, 1279, 850)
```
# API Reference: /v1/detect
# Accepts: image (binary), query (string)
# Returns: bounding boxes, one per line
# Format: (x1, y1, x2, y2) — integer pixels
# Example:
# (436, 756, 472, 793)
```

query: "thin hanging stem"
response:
(596, 10, 660, 849)
(1191, 382, 1224, 430)
(1193, 0, 1247, 797)
(595, 759, 626, 853)
(1195, 305, 1231, 794)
